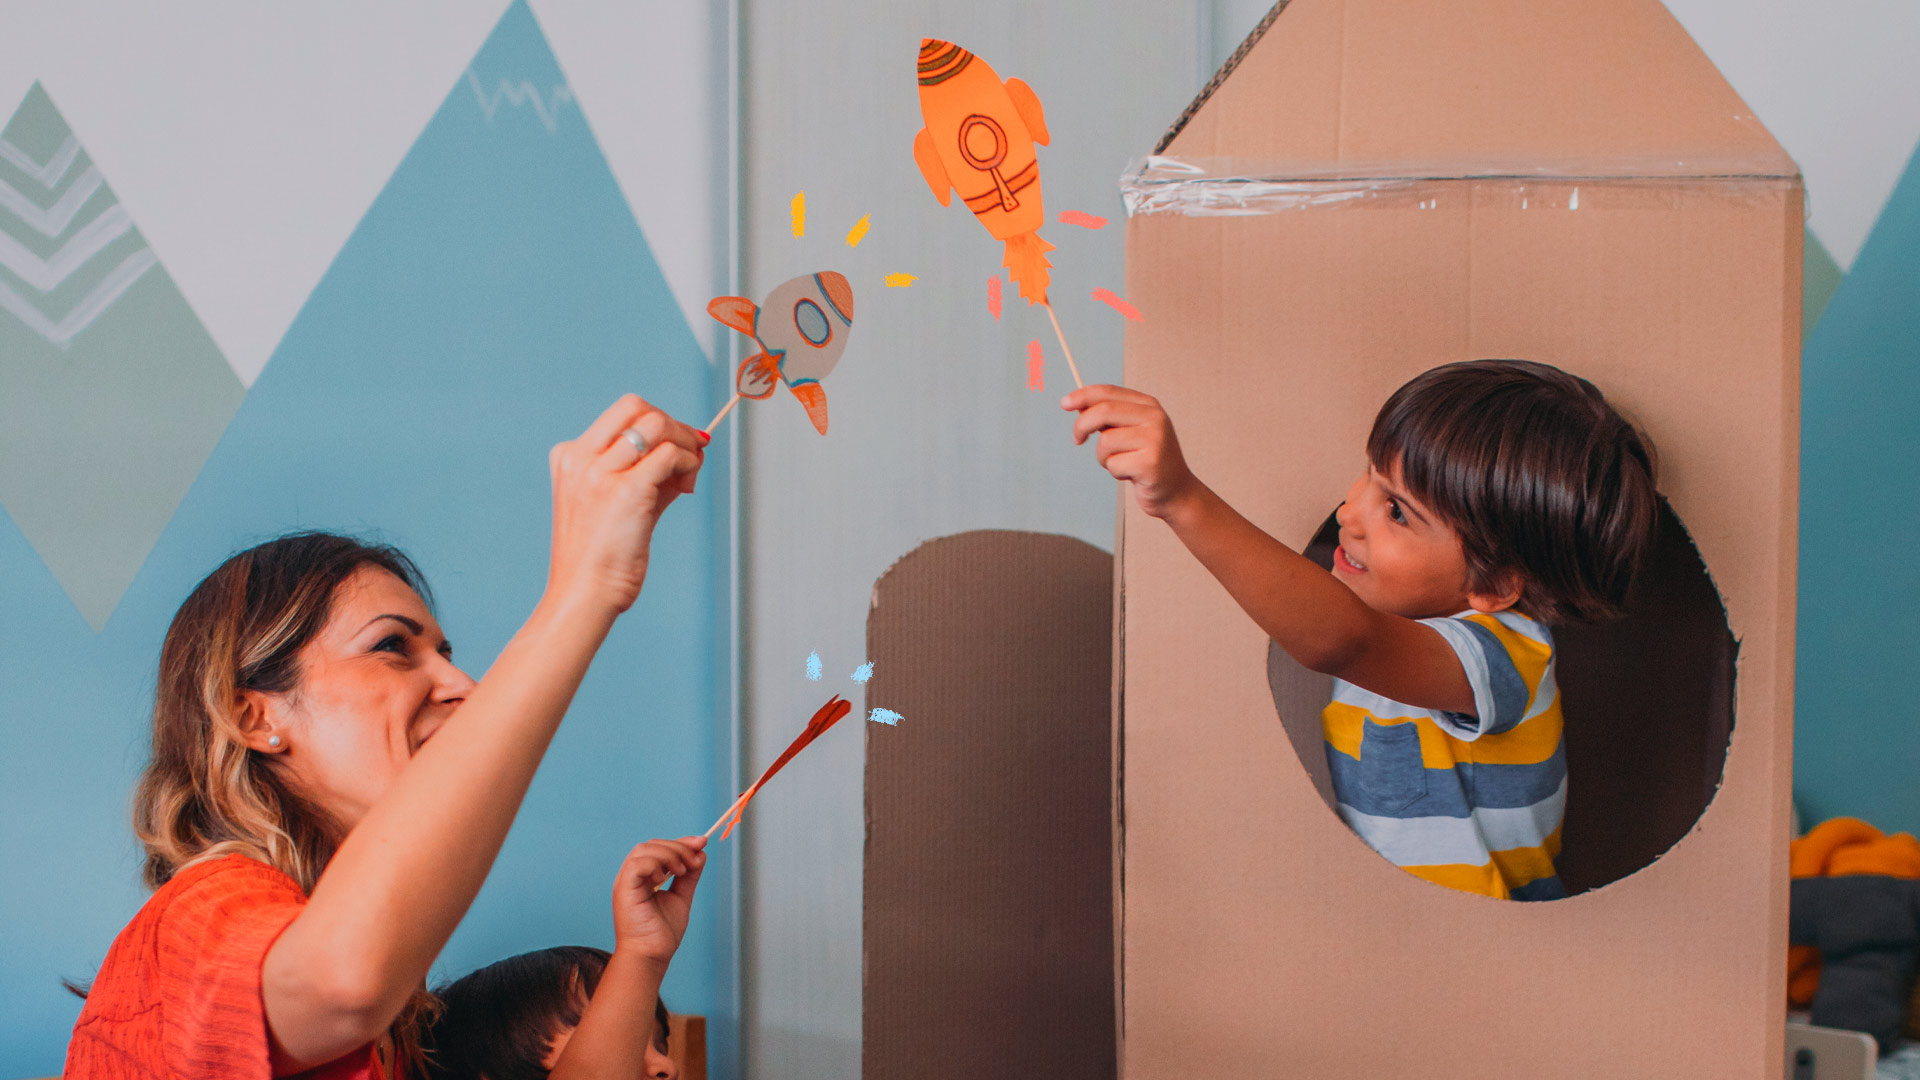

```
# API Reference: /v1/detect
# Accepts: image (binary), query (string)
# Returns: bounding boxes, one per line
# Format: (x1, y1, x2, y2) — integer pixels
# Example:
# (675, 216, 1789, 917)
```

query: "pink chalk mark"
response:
(1026, 340, 1045, 391)
(988, 274, 1003, 321)
(1059, 210, 1108, 230)
(1092, 288, 1143, 322)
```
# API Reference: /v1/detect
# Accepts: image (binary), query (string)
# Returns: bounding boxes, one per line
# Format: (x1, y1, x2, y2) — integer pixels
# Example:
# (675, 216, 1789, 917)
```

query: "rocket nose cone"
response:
(818, 271, 854, 322)
(920, 37, 952, 57)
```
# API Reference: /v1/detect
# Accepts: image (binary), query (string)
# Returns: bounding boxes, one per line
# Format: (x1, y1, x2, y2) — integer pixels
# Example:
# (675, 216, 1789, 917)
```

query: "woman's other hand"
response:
(547, 395, 708, 616)
(611, 836, 706, 972)
(1063, 384, 1203, 521)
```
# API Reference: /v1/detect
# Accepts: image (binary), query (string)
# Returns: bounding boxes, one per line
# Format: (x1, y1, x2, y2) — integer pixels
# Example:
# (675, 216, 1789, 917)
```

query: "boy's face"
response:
(1332, 460, 1513, 620)
(541, 1017, 677, 1080)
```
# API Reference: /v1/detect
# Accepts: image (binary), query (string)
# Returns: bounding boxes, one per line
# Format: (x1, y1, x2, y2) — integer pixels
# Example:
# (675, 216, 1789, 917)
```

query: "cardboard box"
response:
(1117, 0, 1801, 1076)
(864, 531, 1117, 1080)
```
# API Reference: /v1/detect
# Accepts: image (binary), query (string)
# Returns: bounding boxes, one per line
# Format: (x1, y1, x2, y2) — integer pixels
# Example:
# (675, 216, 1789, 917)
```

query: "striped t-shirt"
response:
(1321, 610, 1566, 901)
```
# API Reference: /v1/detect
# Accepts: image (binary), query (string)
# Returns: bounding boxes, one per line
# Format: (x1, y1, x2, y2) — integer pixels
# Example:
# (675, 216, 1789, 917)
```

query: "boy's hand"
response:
(1063, 385, 1202, 520)
(610, 836, 706, 971)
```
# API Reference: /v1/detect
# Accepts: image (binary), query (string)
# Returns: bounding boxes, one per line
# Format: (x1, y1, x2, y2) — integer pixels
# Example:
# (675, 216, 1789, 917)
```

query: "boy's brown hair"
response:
(1366, 359, 1657, 624)
(425, 946, 671, 1080)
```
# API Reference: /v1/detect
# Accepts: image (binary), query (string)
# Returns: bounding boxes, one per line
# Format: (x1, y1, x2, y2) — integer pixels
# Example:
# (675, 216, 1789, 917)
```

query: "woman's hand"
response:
(1063, 385, 1204, 521)
(546, 395, 707, 617)
(611, 836, 706, 973)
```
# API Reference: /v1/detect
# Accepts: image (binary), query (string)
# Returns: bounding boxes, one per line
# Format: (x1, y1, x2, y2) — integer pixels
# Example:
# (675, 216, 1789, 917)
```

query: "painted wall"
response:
(736, 5, 1201, 1077)
(738, 1, 1920, 1075)
(1646, 0, 1920, 838)
(0, 3, 739, 1075)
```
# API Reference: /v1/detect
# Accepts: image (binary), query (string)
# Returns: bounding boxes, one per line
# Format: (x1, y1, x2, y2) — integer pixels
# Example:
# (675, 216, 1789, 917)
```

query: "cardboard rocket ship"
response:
(707, 271, 854, 435)
(913, 39, 1054, 304)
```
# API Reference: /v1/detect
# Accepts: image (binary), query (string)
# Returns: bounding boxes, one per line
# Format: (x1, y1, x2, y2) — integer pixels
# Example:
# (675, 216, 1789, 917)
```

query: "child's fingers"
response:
(1059, 383, 1120, 413)
(1071, 401, 1146, 445)
(665, 855, 705, 902)
(1103, 451, 1155, 486)
(1060, 384, 1156, 413)
(1094, 428, 1148, 471)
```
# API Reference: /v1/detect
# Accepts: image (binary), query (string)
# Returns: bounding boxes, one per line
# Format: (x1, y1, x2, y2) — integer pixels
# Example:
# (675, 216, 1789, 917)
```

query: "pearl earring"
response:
(267, 735, 282, 748)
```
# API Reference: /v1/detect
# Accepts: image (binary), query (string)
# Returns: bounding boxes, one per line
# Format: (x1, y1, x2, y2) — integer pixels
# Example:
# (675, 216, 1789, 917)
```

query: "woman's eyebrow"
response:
(358, 614, 424, 636)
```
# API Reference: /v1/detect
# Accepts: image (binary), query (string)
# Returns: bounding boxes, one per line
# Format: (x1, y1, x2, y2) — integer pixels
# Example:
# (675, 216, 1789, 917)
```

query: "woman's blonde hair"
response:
(135, 531, 441, 1071)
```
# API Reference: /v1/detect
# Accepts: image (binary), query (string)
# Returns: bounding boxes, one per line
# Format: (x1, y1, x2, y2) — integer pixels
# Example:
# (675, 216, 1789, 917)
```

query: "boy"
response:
(1066, 360, 1657, 900)
(427, 836, 701, 1079)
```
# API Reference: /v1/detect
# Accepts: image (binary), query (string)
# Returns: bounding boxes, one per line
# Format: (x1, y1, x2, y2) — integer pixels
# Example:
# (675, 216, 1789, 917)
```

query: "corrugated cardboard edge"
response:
(1154, 0, 1292, 155)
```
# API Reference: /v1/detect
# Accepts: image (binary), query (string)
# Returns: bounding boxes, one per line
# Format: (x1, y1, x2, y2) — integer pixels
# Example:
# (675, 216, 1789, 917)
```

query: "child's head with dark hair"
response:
(1357, 359, 1657, 624)
(427, 946, 675, 1080)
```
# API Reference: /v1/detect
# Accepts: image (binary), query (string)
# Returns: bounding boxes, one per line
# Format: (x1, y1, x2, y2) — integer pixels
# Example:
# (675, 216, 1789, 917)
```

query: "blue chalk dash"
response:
(806, 650, 823, 681)
(851, 661, 874, 684)
(868, 708, 903, 725)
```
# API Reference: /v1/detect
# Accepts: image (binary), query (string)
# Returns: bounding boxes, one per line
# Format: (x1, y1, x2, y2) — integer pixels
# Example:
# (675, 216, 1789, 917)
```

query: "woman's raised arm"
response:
(260, 395, 706, 1071)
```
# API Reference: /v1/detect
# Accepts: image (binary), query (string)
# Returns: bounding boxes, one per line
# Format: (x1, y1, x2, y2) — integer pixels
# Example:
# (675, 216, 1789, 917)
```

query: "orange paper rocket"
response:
(707, 271, 854, 435)
(709, 695, 854, 840)
(913, 39, 1054, 304)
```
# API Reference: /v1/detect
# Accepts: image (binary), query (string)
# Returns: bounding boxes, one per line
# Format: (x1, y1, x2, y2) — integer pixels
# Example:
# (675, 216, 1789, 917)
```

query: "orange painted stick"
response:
(705, 695, 855, 840)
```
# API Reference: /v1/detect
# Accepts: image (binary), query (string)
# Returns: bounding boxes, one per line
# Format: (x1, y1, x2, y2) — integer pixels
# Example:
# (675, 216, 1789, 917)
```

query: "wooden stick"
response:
(1044, 301, 1084, 389)
(703, 788, 752, 840)
(704, 393, 742, 435)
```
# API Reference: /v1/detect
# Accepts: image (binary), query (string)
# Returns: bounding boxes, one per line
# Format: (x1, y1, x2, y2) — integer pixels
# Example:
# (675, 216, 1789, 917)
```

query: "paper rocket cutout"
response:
(913, 39, 1055, 304)
(714, 694, 855, 840)
(708, 271, 855, 435)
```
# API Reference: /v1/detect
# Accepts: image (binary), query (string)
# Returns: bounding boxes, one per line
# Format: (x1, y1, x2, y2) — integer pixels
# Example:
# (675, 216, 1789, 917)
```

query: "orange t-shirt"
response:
(65, 854, 384, 1080)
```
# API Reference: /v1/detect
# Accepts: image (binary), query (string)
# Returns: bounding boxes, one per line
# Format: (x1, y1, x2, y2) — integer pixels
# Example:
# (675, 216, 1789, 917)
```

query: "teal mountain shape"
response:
(0, 2, 726, 1074)
(1803, 227, 1843, 339)
(1795, 139, 1920, 834)
(0, 83, 244, 630)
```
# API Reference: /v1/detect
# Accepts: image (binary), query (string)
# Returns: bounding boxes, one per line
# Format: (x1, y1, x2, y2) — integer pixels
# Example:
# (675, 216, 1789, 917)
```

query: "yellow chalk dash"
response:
(790, 192, 805, 237)
(845, 214, 871, 247)
(884, 273, 917, 288)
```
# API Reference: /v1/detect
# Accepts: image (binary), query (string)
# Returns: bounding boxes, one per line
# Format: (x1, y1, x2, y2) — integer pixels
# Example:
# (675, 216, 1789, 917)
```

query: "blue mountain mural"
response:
(1796, 139, 1920, 837)
(0, 3, 732, 1074)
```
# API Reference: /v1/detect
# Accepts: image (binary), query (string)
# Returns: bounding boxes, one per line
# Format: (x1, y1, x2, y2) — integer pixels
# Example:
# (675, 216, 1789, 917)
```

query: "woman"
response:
(65, 395, 710, 1079)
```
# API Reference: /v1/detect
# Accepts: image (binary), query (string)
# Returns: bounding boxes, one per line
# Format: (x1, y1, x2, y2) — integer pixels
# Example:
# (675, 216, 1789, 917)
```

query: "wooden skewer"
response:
(704, 788, 753, 840)
(704, 393, 742, 435)
(1043, 301, 1084, 389)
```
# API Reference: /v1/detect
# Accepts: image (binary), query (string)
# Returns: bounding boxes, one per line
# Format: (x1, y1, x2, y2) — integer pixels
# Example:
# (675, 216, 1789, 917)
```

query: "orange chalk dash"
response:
(1059, 210, 1108, 229)
(1026, 340, 1045, 390)
(988, 274, 1003, 320)
(1092, 287, 1143, 322)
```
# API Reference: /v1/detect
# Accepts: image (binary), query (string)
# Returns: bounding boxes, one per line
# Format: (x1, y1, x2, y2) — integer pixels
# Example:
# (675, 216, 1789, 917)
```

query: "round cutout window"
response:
(1268, 497, 1735, 897)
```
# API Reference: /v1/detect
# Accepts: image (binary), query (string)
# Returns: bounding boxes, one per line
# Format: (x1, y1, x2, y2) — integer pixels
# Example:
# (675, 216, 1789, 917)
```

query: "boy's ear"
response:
(1466, 570, 1525, 615)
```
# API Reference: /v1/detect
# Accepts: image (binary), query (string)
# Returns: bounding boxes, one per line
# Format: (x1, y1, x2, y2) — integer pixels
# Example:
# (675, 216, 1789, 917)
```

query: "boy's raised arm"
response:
(548, 837, 704, 1080)
(1063, 384, 1477, 715)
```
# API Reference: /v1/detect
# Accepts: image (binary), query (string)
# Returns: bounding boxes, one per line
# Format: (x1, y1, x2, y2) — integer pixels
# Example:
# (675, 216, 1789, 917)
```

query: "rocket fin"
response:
(1005, 78, 1049, 145)
(789, 382, 830, 435)
(708, 296, 759, 334)
(913, 128, 953, 206)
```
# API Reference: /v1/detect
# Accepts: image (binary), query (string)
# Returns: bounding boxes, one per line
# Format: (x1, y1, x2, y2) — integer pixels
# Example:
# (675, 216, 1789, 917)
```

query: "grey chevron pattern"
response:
(0, 91, 155, 349)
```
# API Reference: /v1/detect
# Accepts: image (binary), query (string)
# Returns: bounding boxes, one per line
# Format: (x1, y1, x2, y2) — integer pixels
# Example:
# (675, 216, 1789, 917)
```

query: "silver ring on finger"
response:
(620, 428, 651, 456)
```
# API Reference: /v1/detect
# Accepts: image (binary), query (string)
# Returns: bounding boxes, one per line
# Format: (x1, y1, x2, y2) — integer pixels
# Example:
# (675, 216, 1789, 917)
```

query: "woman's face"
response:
(248, 566, 474, 828)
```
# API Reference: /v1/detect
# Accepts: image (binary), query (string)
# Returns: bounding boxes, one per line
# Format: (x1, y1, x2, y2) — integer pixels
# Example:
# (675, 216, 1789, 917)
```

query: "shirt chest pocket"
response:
(1359, 719, 1428, 813)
